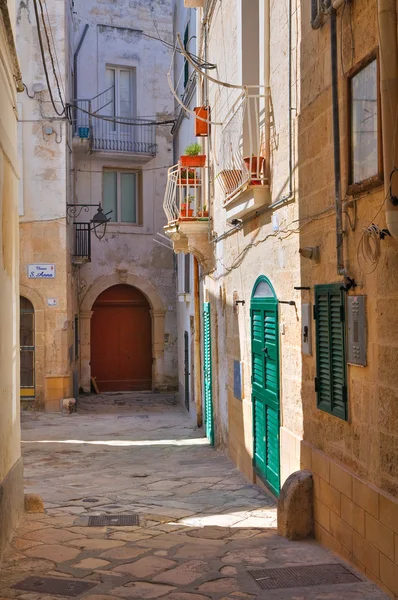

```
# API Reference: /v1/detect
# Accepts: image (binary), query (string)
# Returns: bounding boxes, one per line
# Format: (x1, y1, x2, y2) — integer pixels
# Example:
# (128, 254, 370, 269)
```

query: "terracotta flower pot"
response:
(243, 156, 266, 182)
(198, 210, 209, 217)
(180, 155, 206, 168)
(180, 206, 194, 218)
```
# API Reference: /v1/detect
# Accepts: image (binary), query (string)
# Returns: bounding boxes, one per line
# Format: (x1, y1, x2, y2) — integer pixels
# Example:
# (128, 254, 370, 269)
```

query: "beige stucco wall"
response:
(0, 0, 24, 562)
(17, 0, 75, 409)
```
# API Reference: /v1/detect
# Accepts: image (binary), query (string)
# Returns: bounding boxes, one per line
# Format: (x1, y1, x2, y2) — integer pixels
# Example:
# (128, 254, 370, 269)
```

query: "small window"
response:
(105, 67, 136, 119)
(314, 284, 347, 421)
(103, 171, 139, 224)
(348, 52, 382, 193)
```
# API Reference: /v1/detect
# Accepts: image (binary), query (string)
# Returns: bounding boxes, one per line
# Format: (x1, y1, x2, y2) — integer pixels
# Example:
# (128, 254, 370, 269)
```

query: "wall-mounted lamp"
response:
(66, 203, 112, 240)
(299, 246, 320, 262)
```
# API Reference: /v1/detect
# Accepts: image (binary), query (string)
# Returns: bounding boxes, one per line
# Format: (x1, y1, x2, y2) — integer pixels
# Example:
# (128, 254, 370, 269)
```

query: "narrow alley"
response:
(0, 395, 389, 600)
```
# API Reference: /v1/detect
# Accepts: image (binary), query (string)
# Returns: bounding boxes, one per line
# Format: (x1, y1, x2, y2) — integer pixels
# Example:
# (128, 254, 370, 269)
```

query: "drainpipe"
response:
(329, 3, 345, 274)
(378, 0, 398, 238)
(73, 25, 89, 130)
(264, 0, 270, 178)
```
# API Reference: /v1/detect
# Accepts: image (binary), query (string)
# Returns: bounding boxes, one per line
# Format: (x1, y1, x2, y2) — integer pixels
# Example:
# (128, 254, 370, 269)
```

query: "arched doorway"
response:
(91, 285, 152, 392)
(251, 276, 280, 495)
(20, 296, 35, 399)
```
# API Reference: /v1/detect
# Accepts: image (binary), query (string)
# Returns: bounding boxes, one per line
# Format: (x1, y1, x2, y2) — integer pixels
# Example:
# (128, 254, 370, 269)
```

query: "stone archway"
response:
(19, 284, 46, 408)
(79, 271, 167, 392)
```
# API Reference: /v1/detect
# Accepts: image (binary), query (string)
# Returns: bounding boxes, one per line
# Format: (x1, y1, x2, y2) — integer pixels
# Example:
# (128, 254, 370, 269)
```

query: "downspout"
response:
(73, 25, 89, 130)
(264, 0, 270, 179)
(329, 3, 345, 274)
(378, 0, 398, 238)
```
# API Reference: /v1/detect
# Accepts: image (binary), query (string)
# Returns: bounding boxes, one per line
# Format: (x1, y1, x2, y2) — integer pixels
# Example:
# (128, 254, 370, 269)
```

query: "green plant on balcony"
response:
(181, 142, 206, 168)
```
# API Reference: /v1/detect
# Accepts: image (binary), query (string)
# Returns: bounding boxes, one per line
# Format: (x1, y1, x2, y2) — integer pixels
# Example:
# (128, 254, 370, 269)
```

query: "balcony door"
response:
(105, 67, 136, 152)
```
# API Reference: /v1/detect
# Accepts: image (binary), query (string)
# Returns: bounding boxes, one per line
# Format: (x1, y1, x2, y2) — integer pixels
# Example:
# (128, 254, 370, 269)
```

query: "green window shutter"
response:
(120, 173, 137, 223)
(103, 171, 117, 222)
(315, 284, 347, 420)
(203, 302, 214, 446)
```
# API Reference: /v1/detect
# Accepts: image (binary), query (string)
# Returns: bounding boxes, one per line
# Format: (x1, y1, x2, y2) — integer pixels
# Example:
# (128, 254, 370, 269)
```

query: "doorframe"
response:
(20, 285, 46, 406)
(80, 272, 167, 392)
(250, 275, 281, 495)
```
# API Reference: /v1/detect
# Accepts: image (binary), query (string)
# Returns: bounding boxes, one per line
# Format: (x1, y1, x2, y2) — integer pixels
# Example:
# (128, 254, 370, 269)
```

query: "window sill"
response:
(105, 223, 153, 235)
(224, 184, 270, 222)
(347, 175, 383, 196)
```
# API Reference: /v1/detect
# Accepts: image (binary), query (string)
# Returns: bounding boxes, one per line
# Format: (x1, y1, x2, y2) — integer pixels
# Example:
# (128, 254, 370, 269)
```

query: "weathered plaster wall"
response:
(74, 0, 177, 390)
(203, 0, 302, 466)
(17, 0, 75, 409)
(0, 0, 24, 562)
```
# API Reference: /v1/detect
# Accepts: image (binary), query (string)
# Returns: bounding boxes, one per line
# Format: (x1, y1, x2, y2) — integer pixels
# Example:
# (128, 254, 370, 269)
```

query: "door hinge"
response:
(314, 377, 319, 392)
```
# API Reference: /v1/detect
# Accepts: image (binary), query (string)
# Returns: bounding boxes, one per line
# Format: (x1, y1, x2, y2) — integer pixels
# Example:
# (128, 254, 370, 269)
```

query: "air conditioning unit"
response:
(184, 0, 204, 8)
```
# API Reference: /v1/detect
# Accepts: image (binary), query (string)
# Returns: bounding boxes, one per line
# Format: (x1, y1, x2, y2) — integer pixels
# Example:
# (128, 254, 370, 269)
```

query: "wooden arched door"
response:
(91, 284, 152, 392)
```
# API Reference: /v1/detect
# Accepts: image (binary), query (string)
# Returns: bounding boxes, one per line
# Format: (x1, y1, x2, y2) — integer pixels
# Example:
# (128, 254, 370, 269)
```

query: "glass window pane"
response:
(121, 173, 137, 223)
(119, 70, 132, 118)
(105, 68, 116, 117)
(351, 60, 378, 183)
(103, 171, 117, 222)
(20, 313, 34, 346)
(253, 280, 274, 298)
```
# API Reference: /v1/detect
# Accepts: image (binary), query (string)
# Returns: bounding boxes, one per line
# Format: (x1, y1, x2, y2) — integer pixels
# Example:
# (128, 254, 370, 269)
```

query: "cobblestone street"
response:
(0, 394, 389, 600)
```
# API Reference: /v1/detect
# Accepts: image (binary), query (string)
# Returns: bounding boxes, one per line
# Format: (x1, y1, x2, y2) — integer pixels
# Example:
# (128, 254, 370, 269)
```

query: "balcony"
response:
(73, 88, 157, 161)
(163, 164, 214, 270)
(216, 89, 270, 220)
(72, 223, 91, 265)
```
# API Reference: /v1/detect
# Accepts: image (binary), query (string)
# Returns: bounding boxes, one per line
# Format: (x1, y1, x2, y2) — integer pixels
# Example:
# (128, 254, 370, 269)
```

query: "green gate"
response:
(203, 302, 214, 445)
(251, 276, 280, 495)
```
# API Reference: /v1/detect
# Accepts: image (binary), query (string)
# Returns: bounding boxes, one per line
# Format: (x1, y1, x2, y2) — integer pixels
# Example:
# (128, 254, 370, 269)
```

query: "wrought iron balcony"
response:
(73, 223, 91, 264)
(216, 89, 269, 216)
(74, 88, 157, 157)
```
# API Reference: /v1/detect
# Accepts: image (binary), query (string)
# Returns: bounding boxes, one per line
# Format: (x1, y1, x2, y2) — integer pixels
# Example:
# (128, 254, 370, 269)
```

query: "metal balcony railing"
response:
(74, 87, 157, 155)
(216, 89, 267, 201)
(74, 223, 91, 262)
(163, 164, 208, 224)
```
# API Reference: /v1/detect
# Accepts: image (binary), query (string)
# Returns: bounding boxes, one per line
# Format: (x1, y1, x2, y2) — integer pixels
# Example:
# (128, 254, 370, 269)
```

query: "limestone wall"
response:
(0, 0, 24, 562)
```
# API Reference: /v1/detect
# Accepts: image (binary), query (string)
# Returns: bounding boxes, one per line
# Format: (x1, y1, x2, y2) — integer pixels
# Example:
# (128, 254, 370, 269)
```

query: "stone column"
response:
(80, 310, 93, 392)
(150, 309, 166, 389)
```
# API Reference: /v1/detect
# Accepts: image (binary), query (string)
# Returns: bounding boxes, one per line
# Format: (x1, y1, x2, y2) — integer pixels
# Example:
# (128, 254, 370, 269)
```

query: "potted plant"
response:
(180, 195, 195, 218)
(181, 142, 206, 168)
(198, 205, 209, 217)
(243, 155, 266, 185)
(178, 168, 200, 185)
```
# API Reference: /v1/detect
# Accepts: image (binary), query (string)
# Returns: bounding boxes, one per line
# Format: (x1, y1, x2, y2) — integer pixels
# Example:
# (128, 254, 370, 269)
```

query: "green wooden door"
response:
(203, 302, 214, 445)
(251, 277, 280, 495)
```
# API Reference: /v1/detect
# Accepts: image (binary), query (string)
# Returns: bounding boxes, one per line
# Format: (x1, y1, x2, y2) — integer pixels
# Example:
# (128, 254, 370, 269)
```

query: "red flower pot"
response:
(180, 155, 206, 168)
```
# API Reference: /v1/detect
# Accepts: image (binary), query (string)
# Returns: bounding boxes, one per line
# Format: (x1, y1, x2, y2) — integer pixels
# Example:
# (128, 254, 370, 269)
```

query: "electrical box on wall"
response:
(347, 295, 367, 366)
(302, 303, 312, 355)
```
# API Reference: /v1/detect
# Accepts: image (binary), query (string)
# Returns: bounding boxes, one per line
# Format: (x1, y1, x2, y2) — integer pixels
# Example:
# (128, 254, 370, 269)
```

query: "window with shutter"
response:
(314, 284, 348, 420)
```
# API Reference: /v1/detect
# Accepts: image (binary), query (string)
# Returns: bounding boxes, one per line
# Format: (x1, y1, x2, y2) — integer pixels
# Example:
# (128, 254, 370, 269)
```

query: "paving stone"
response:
(137, 534, 192, 550)
(84, 596, 122, 600)
(99, 546, 147, 560)
(73, 558, 110, 569)
(25, 527, 81, 544)
(109, 531, 152, 543)
(12, 538, 43, 551)
(220, 566, 238, 575)
(162, 595, 211, 600)
(153, 560, 212, 585)
(111, 582, 177, 598)
(24, 543, 82, 562)
(187, 527, 231, 540)
(173, 544, 222, 559)
(114, 556, 177, 577)
(154, 550, 169, 556)
(197, 578, 242, 593)
(64, 538, 125, 550)
(220, 548, 269, 565)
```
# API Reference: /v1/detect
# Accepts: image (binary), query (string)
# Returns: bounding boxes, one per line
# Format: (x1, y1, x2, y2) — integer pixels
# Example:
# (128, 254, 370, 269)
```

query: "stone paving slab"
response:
(0, 393, 390, 600)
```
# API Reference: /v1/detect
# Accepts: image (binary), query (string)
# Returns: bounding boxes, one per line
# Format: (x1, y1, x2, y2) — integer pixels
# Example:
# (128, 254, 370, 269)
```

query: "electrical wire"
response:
(38, 0, 65, 109)
(144, 27, 216, 70)
(32, 0, 65, 116)
(42, 0, 66, 98)
(69, 103, 175, 126)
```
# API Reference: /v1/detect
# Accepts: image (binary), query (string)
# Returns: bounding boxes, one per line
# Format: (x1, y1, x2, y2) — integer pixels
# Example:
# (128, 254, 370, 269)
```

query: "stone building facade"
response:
(0, 0, 24, 563)
(167, 0, 398, 596)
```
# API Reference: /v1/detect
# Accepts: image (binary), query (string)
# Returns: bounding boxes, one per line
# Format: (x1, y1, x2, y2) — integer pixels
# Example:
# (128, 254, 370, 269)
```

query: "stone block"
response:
(353, 531, 380, 578)
(319, 479, 341, 516)
(380, 554, 398, 597)
(340, 496, 365, 536)
(330, 512, 353, 553)
(352, 477, 379, 519)
(329, 461, 352, 499)
(314, 498, 330, 532)
(365, 513, 395, 561)
(277, 470, 314, 540)
(24, 494, 45, 514)
(311, 449, 330, 483)
(300, 441, 312, 470)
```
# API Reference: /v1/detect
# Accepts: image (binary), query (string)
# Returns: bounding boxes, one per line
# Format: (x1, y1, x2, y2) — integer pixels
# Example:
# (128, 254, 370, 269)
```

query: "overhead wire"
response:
(42, 0, 66, 98)
(32, 0, 65, 116)
(38, 0, 65, 110)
